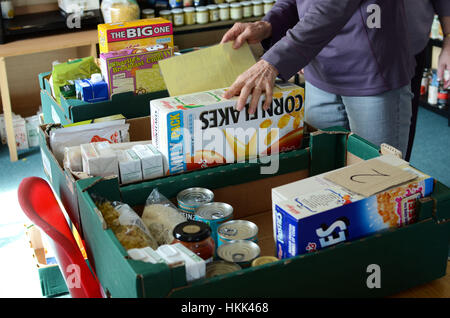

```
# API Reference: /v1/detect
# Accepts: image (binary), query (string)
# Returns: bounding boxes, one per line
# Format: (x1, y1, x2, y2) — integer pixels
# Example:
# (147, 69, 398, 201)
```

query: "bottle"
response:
(172, 221, 215, 262)
(428, 70, 439, 106)
(431, 15, 441, 40)
(420, 68, 430, 96)
(437, 81, 448, 109)
(1, 0, 14, 19)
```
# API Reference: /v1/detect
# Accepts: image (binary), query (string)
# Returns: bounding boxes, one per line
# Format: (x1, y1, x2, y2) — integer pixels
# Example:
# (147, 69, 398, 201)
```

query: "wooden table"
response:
(0, 29, 98, 162)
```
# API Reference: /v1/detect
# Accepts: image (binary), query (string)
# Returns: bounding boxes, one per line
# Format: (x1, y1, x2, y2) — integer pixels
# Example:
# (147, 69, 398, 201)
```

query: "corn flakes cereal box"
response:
(100, 45, 173, 97)
(150, 82, 305, 175)
(272, 155, 434, 259)
(98, 18, 173, 54)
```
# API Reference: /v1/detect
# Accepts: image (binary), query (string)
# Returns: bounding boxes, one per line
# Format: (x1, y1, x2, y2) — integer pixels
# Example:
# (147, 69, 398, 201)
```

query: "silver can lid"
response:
(195, 202, 233, 220)
(177, 187, 214, 206)
(217, 240, 260, 263)
(218, 220, 258, 240)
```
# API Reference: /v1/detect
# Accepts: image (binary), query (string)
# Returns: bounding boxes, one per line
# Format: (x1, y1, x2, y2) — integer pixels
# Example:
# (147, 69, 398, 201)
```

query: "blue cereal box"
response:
(272, 155, 434, 259)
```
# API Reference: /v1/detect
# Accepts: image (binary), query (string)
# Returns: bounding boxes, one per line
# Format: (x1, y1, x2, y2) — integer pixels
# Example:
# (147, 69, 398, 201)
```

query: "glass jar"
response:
(171, 8, 185, 26)
(218, 3, 230, 20)
(230, 2, 242, 20)
(184, 0, 194, 7)
(252, 0, 263, 17)
(225, 0, 236, 3)
(263, 0, 274, 14)
(159, 9, 173, 23)
(207, 4, 220, 22)
(196, 6, 209, 24)
(142, 8, 155, 19)
(172, 221, 215, 262)
(183, 7, 196, 25)
(214, 0, 225, 4)
(241, 1, 252, 18)
(1, 0, 14, 19)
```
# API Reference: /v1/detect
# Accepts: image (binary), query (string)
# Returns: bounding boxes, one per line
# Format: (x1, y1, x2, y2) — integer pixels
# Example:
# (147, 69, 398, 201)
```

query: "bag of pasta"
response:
(101, 0, 140, 23)
(95, 198, 158, 250)
(142, 188, 186, 246)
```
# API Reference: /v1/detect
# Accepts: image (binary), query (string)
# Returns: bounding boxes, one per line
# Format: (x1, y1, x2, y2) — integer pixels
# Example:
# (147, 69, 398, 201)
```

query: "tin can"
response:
(195, 202, 233, 247)
(251, 256, 279, 267)
(206, 260, 241, 278)
(216, 240, 260, 268)
(217, 220, 258, 247)
(177, 187, 214, 220)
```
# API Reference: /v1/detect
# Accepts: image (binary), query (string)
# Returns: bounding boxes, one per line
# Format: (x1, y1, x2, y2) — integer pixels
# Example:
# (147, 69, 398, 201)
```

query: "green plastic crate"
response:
(75, 130, 450, 298)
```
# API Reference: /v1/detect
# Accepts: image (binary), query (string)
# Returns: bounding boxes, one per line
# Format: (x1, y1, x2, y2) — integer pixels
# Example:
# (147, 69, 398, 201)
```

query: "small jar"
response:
(241, 1, 252, 18)
(263, 0, 274, 14)
(196, 6, 209, 24)
(252, 0, 263, 17)
(142, 8, 155, 19)
(184, 0, 194, 7)
(159, 10, 173, 24)
(225, 0, 236, 3)
(207, 4, 220, 22)
(218, 3, 230, 20)
(171, 8, 185, 26)
(215, 0, 225, 4)
(172, 221, 215, 262)
(183, 7, 196, 25)
(230, 2, 243, 20)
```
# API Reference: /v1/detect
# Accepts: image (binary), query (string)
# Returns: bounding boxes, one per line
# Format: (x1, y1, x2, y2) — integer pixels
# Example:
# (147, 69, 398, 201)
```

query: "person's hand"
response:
(223, 59, 279, 115)
(221, 21, 272, 49)
(437, 36, 450, 88)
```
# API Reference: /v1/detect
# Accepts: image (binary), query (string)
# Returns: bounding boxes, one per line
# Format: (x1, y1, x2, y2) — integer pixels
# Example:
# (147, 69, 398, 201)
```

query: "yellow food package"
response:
(98, 18, 174, 54)
(150, 82, 305, 175)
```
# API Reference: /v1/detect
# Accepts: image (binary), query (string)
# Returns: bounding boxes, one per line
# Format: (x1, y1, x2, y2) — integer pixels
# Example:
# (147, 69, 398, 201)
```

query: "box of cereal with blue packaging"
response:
(272, 155, 434, 259)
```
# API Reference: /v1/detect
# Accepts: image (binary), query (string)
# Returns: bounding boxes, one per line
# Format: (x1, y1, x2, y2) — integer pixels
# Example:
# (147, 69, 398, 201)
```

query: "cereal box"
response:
(100, 45, 173, 97)
(98, 18, 173, 54)
(150, 82, 305, 175)
(272, 155, 434, 259)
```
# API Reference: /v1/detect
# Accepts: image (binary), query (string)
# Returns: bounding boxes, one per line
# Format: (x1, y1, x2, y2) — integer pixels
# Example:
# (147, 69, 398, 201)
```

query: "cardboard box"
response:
(132, 144, 164, 180)
(272, 155, 434, 258)
(117, 149, 143, 184)
(100, 45, 173, 97)
(39, 116, 151, 235)
(75, 129, 450, 297)
(150, 82, 305, 175)
(39, 71, 169, 125)
(98, 18, 174, 54)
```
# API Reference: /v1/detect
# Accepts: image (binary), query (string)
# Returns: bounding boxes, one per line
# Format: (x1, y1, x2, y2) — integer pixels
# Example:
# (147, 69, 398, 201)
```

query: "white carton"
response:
(150, 82, 305, 175)
(81, 142, 119, 177)
(132, 144, 164, 180)
(116, 149, 143, 184)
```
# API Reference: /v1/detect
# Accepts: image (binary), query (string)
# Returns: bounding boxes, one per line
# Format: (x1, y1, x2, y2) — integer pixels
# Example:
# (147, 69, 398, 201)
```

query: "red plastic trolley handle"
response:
(18, 177, 103, 298)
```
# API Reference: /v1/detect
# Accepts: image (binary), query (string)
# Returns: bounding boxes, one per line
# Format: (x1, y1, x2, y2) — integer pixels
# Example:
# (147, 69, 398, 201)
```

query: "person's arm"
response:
(262, 0, 362, 81)
(260, 0, 299, 50)
(434, 0, 450, 87)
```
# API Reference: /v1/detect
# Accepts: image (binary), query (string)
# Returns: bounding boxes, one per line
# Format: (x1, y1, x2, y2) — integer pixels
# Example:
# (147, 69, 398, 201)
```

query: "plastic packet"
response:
(52, 56, 101, 104)
(94, 197, 158, 250)
(101, 0, 140, 23)
(49, 120, 130, 166)
(142, 188, 186, 246)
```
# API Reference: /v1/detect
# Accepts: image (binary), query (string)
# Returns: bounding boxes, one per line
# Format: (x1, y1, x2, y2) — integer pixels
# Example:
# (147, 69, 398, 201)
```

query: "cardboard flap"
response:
(324, 157, 417, 197)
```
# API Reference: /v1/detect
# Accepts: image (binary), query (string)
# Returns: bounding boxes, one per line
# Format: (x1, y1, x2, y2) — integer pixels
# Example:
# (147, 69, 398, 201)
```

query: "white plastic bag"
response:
(101, 0, 140, 23)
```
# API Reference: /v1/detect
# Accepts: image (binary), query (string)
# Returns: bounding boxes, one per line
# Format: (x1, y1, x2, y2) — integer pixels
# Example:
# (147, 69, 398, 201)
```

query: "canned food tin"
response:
(251, 256, 279, 267)
(177, 187, 214, 220)
(206, 260, 241, 278)
(216, 240, 260, 267)
(217, 220, 258, 247)
(195, 202, 233, 247)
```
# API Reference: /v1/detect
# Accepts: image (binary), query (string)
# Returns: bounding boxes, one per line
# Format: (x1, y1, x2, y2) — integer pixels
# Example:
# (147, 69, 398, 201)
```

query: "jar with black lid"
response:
(172, 221, 215, 262)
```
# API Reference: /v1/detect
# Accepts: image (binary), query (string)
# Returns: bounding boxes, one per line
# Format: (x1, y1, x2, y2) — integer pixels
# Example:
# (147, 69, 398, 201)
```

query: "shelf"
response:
(173, 16, 261, 35)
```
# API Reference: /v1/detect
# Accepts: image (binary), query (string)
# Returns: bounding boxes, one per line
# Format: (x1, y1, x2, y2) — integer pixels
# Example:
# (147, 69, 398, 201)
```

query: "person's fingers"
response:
(233, 27, 253, 49)
(221, 23, 243, 44)
(248, 87, 262, 115)
(263, 82, 273, 111)
(437, 63, 446, 81)
(236, 85, 252, 111)
(223, 77, 244, 99)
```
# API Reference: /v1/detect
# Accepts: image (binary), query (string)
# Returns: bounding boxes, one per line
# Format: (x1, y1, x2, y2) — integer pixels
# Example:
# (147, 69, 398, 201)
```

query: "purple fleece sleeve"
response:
(261, 0, 363, 80)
